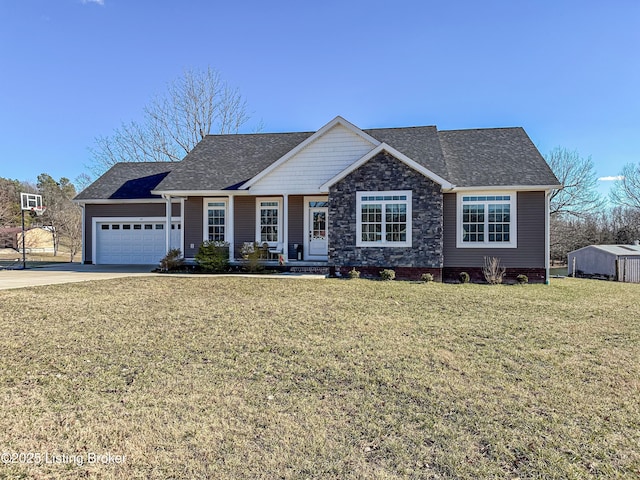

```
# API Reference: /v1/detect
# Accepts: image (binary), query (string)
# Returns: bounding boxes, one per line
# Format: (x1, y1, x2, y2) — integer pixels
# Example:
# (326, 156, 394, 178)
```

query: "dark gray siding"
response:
(443, 191, 546, 268)
(288, 196, 304, 259)
(84, 202, 181, 262)
(183, 197, 203, 257)
(234, 197, 255, 259)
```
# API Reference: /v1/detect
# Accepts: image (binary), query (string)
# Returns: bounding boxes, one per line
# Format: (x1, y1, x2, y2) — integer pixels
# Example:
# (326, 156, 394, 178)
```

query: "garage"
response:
(95, 220, 181, 265)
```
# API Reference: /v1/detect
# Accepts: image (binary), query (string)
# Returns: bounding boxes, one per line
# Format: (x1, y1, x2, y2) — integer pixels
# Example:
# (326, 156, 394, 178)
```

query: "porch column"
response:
(228, 195, 235, 260)
(165, 195, 172, 253)
(179, 197, 185, 256)
(283, 195, 289, 260)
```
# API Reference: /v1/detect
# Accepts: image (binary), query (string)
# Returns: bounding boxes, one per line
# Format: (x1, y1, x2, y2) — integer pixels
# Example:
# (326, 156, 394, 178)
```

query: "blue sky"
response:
(1, 0, 638, 196)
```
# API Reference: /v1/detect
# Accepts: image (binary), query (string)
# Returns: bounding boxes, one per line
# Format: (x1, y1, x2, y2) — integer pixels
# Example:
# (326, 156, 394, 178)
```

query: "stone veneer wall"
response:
(328, 152, 443, 275)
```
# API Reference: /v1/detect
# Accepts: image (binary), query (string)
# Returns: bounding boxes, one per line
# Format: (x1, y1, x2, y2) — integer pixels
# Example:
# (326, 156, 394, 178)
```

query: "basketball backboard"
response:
(20, 192, 43, 211)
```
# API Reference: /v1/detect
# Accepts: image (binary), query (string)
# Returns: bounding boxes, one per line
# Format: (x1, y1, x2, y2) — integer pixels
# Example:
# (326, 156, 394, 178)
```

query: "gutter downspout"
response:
(545, 190, 551, 284)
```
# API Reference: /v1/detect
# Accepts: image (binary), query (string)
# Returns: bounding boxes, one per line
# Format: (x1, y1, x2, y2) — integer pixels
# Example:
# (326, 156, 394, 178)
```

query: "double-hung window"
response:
(457, 193, 516, 248)
(356, 191, 412, 247)
(204, 199, 227, 242)
(256, 198, 281, 244)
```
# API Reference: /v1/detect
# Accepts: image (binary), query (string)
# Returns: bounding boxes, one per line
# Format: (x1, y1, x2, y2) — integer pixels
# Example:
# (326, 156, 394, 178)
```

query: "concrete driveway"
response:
(0, 264, 327, 291)
(0, 264, 158, 291)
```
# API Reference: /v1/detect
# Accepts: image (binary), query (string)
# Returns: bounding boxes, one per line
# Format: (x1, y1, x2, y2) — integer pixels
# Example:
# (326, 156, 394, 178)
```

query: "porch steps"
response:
(288, 266, 330, 275)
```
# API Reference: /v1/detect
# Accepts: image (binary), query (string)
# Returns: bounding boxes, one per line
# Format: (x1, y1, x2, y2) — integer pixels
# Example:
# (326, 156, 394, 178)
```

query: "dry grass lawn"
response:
(0, 277, 638, 479)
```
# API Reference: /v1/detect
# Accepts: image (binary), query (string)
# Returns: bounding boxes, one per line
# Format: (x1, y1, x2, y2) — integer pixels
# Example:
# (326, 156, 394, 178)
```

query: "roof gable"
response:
(241, 116, 380, 192)
(320, 143, 454, 191)
(245, 118, 379, 194)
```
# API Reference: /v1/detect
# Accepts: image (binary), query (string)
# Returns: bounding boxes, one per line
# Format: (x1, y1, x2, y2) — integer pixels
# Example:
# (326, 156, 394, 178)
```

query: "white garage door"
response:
(96, 220, 181, 264)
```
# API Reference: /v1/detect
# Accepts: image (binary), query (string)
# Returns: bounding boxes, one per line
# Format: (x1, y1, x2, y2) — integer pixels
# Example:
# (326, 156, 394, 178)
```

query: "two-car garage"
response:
(94, 218, 181, 265)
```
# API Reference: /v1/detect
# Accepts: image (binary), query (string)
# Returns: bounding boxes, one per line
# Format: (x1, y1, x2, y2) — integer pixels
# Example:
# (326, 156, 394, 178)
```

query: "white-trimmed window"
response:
(457, 193, 517, 248)
(356, 191, 412, 247)
(203, 199, 228, 242)
(256, 198, 281, 245)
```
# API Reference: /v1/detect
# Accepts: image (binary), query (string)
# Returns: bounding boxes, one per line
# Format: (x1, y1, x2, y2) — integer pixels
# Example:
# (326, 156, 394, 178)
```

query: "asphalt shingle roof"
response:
(78, 123, 560, 200)
(74, 162, 175, 200)
(438, 127, 558, 187)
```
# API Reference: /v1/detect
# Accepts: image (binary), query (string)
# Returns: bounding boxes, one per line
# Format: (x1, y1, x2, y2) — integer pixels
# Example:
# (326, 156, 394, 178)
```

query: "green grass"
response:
(0, 277, 638, 479)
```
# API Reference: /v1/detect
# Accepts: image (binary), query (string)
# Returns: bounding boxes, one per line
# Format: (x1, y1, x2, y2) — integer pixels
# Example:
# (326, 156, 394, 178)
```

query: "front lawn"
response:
(0, 277, 638, 479)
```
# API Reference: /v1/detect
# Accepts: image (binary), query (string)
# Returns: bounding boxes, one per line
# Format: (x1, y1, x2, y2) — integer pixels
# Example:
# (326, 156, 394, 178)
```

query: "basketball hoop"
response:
(30, 206, 47, 217)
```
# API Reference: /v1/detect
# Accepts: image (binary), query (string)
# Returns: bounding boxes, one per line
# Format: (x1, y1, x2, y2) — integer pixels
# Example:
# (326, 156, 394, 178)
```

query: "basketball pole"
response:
(21, 209, 26, 269)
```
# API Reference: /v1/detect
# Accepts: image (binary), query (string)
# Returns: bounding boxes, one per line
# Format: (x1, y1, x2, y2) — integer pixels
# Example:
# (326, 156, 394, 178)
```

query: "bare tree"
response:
(89, 67, 251, 176)
(610, 162, 640, 210)
(37, 174, 80, 258)
(546, 147, 604, 217)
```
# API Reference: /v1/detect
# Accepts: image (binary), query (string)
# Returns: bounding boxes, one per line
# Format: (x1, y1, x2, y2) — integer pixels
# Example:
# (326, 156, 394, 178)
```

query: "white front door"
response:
(308, 206, 328, 258)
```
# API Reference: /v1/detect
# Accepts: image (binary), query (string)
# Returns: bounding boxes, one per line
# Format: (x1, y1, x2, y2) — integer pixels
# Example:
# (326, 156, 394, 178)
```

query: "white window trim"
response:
(255, 197, 282, 246)
(456, 191, 517, 248)
(203, 198, 229, 243)
(356, 190, 412, 248)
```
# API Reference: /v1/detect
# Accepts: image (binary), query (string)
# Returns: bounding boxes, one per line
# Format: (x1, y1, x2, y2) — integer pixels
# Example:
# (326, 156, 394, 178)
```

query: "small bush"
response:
(348, 268, 361, 279)
(159, 248, 184, 271)
(380, 269, 396, 281)
(517, 274, 529, 284)
(195, 241, 230, 272)
(421, 273, 434, 283)
(483, 256, 506, 285)
(240, 241, 264, 273)
(459, 271, 470, 284)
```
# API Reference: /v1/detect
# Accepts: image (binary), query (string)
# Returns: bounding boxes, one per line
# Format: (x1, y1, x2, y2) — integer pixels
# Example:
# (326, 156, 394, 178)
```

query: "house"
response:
(567, 243, 640, 283)
(75, 116, 560, 282)
(15, 227, 55, 253)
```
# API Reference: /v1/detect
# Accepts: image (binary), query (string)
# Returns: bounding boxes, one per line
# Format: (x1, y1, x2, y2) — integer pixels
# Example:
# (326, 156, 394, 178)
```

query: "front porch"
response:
(177, 194, 330, 263)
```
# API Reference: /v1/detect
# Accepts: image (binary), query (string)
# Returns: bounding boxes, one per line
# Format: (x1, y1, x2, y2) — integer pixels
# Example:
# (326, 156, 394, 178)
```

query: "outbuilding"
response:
(567, 243, 640, 283)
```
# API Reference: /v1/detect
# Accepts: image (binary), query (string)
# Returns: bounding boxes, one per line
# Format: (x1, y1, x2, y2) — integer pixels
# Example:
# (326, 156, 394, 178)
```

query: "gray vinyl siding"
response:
(183, 197, 203, 257)
(443, 191, 546, 268)
(234, 197, 255, 260)
(84, 202, 181, 263)
(288, 196, 304, 259)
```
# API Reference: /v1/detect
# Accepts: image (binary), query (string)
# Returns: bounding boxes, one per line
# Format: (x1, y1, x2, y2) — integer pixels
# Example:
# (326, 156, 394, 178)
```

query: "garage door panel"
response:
(96, 221, 181, 265)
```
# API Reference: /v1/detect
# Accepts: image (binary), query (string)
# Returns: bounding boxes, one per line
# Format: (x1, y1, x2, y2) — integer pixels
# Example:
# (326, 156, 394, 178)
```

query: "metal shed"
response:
(567, 244, 640, 283)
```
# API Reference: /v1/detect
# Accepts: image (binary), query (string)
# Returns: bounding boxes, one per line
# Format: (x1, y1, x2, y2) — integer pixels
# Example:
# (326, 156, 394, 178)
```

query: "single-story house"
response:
(75, 116, 560, 282)
(567, 243, 640, 283)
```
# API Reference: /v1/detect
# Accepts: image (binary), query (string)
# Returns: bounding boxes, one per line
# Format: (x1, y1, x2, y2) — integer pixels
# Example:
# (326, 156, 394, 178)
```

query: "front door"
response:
(308, 206, 328, 258)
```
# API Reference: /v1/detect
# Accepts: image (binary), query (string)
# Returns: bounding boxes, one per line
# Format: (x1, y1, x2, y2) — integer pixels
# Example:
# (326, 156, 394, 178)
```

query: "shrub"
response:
(240, 241, 264, 273)
(195, 241, 230, 272)
(347, 268, 360, 279)
(459, 271, 470, 284)
(517, 274, 529, 284)
(159, 248, 184, 272)
(482, 256, 506, 284)
(380, 269, 396, 281)
(421, 273, 434, 283)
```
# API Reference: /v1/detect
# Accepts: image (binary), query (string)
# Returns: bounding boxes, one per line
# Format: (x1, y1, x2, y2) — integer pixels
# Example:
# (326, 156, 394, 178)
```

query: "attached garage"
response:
(95, 218, 181, 265)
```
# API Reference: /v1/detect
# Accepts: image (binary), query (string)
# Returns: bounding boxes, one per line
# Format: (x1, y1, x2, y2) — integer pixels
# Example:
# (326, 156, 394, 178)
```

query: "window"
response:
(206, 201, 226, 242)
(144, 224, 153, 230)
(457, 193, 517, 248)
(356, 191, 412, 247)
(123, 224, 131, 230)
(256, 198, 281, 244)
